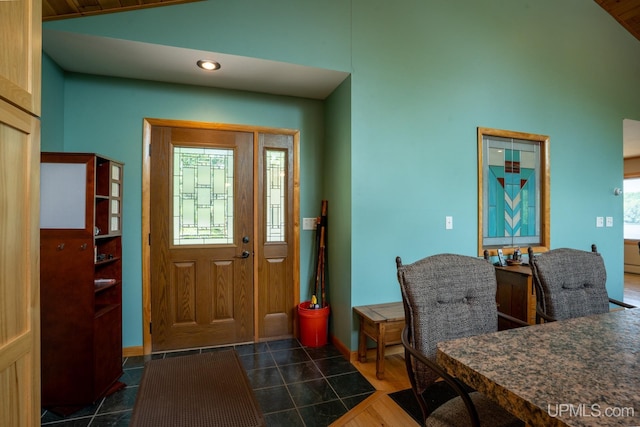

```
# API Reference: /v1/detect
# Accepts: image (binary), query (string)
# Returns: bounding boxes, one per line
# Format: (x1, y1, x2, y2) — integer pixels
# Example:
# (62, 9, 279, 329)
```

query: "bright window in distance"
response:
(624, 177, 640, 239)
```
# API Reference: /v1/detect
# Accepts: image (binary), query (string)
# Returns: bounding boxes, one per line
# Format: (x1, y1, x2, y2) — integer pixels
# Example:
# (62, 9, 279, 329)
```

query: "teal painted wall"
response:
(43, 0, 640, 352)
(41, 73, 326, 348)
(41, 54, 65, 152)
(324, 77, 352, 347)
(348, 0, 640, 347)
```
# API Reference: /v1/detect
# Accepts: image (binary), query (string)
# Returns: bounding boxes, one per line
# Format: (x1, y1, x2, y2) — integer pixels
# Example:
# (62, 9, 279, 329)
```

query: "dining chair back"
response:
(528, 245, 635, 322)
(396, 254, 523, 427)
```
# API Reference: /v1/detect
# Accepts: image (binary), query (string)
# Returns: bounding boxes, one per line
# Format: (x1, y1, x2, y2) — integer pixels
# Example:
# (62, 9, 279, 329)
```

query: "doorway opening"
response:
(141, 118, 300, 354)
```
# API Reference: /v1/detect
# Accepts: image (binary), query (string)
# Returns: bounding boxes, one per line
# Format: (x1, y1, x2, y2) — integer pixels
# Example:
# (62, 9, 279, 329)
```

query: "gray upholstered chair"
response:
(527, 245, 636, 322)
(396, 254, 524, 427)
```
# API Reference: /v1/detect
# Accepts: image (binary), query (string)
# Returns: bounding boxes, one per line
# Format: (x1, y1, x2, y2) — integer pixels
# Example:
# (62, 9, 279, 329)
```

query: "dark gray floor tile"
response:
(97, 386, 138, 414)
(246, 366, 284, 389)
(286, 378, 338, 407)
(41, 340, 371, 427)
(314, 355, 357, 376)
(253, 385, 295, 414)
(342, 391, 375, 409)
(235, 342, 269, 355)
(119, 367, 143, 386)
(240, 351, 276, 370)
(304, 345, 343, 360)
(271, 348, 311, 366)
(200, 345, 234, 353)
(327, 371, 375, 398)
(278, 360, 323, 384)
(163, 349, 201, 358)
(41, 417, 92, 426)
(263, 408, 305, 427)
(297, 400, 349, 427)
(41, 400, 101, 423)
(122, 355, 150, 369)
(267, 338, 301, 351)
(89, 410, 131, 426)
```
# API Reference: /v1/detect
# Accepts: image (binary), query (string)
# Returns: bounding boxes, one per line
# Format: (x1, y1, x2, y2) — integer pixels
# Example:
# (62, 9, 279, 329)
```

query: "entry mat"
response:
(130, 349, 265, 427)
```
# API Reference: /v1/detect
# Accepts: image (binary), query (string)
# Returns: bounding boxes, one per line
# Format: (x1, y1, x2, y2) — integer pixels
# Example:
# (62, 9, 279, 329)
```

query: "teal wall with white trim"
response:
(43, 0, 640, 351)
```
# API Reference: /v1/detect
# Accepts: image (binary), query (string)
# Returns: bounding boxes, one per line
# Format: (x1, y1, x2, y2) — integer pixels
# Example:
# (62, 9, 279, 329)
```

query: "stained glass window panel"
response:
(483, 136, 540, 248)
(173, 146, 234, 245)
(266, 149, 286, 242)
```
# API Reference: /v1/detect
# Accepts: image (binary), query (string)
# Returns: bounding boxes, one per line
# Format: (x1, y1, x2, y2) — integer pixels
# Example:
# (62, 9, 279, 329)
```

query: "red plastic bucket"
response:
(298, 301, 330, 347)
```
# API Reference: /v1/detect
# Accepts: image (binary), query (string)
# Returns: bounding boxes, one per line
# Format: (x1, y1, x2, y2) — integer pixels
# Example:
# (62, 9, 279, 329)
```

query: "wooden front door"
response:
(150, 126, 255, 351)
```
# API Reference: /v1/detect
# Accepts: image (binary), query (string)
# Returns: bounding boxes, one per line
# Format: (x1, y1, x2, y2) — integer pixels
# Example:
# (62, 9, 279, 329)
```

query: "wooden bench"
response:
(353, 302, 405, 380)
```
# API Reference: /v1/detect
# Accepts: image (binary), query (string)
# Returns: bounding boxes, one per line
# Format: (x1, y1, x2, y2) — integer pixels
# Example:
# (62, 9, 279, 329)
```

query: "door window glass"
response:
(266, 149, 286, 242)
(173, 146, 234, 245)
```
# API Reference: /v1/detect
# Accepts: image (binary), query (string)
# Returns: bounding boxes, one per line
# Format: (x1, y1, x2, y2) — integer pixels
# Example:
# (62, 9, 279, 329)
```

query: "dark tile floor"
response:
(40, 338, 376, 427)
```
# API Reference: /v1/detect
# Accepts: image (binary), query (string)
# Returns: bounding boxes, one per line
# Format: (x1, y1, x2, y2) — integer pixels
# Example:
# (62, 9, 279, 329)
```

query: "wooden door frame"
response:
(141, 118, 300, 355)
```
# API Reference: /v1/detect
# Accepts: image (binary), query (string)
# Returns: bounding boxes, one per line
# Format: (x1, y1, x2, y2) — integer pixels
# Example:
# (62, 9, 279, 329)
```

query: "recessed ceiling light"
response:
(197, 60, 221, 71)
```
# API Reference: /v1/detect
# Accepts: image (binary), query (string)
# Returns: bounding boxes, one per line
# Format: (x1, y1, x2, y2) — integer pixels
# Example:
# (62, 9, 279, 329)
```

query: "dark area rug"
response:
(130, 349, 265, 427)
(388, 381, 462, 424)
(388, 388, 422, 423)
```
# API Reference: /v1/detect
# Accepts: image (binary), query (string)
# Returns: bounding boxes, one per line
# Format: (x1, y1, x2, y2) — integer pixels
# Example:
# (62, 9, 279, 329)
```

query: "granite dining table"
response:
(436, 308, 640, 427)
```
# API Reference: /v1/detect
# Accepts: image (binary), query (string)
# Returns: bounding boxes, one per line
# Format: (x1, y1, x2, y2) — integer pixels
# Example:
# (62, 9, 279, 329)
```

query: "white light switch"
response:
(445, 216, 453, 230)
(596, 217, 604, 228)
(606, 216, 613, 227)
(302, 217, 317, 230)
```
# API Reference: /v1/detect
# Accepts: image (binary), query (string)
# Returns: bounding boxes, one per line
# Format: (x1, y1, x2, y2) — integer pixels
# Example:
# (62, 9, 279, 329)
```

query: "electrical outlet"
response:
(445, 216, 453, 230)
(606, 216, 613, 227)
(596, 217, 604, 228)
(302, 217, 317, 230)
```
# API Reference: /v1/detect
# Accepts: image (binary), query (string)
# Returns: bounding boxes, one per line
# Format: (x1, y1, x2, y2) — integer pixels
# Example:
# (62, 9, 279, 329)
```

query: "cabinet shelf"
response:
(95, 234, 121, 240)
(95, 303, 120, 318)
(95, 256, 121, 266)
(95, 280, 120, 292)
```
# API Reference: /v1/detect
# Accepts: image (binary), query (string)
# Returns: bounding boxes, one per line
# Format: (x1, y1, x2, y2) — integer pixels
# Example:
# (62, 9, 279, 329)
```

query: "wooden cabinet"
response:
(495, 265, 537, 329)
(0, 0, 41, 425)
(40, 153, 124, 412)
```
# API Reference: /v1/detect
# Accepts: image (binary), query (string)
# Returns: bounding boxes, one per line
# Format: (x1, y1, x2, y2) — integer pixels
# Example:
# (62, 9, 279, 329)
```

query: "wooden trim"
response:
(331, 334, 351, 360)
(292, 131, 301, 337)
(141, 120, 152, 355)
(143, 118, 298, 135)
(253, 132, 260, 340)
(477, 127, 550, 257)
(141, 118, 300, 354)
(123, 346, 144, 357)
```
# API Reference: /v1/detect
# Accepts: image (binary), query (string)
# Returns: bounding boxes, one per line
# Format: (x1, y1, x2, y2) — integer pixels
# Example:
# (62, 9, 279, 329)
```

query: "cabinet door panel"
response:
(0, 0, 41, 115)
(40, 238, 94, 406)
(0, 100, 40, 426)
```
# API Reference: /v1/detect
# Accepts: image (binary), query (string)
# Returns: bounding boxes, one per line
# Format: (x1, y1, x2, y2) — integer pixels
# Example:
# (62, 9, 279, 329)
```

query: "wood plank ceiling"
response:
(42, 0, 640, 43)
(43, 0, 201, 21)
(595, 0, 640, 42)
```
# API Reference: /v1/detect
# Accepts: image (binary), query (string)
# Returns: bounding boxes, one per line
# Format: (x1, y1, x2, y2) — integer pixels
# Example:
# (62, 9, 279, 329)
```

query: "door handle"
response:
(235, 250, 251, 259)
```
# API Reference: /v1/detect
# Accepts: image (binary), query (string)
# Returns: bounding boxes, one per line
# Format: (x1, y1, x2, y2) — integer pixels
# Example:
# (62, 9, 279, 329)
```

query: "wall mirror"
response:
(478, 127, 550, 257)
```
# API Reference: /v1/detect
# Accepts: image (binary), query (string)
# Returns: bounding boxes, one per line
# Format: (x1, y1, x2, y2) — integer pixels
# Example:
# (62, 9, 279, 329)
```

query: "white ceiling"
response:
(43, 29, 640, 157)
(42, 29, 349, 100)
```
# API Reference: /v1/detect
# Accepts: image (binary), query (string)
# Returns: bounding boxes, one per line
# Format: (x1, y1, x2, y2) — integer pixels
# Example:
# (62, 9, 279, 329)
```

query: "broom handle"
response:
(319, 200, 327, 307)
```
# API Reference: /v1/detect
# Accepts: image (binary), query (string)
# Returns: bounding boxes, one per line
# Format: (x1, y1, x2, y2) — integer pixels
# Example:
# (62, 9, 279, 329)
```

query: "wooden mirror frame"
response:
(477, 127, 550, 257)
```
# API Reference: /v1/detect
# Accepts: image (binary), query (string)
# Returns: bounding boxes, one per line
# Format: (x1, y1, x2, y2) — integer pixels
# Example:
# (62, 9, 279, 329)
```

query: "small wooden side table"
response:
(353, 302, 405, 380)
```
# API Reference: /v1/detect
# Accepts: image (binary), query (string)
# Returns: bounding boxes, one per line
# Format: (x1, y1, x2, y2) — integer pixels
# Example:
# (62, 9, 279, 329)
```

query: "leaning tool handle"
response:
(315, 200, 328, 307)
